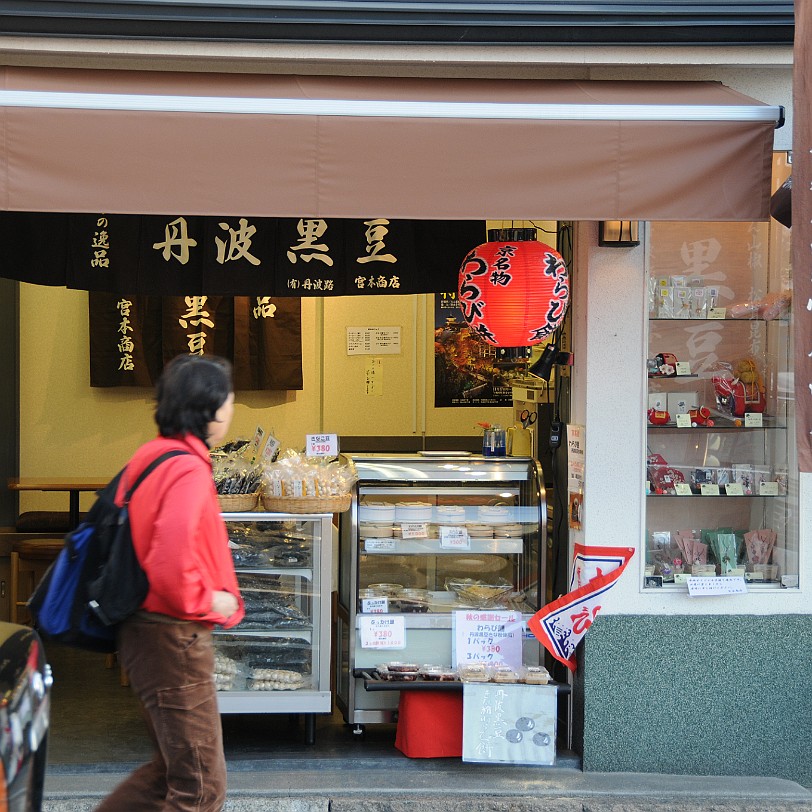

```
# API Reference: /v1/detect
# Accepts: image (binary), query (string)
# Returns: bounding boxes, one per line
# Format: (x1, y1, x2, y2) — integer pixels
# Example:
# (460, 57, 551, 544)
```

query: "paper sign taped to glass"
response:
(527, 544, 635, 672)
(462, 683, 557, 765)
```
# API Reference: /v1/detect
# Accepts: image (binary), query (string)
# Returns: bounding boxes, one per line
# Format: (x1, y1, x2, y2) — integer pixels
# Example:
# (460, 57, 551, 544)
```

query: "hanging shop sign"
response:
(0, 212, 485, 297)
(89, 293, 303, 390)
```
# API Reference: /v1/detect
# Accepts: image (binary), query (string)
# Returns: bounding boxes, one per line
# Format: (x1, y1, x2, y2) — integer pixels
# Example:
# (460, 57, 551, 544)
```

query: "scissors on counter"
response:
(519, 409, 537, 429)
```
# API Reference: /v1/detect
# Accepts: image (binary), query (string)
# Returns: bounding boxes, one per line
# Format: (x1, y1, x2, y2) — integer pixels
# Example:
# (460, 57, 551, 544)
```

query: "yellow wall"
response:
(18, 221, 555, 512)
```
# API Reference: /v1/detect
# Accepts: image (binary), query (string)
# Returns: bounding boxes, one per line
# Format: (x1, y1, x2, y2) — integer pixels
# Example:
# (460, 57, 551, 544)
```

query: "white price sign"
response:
(359, 615, 406, 649)
(305, 433, 338, 457)
(361, 597, 389, 614)
(364, 538, 396, 552)
(440, 526, 470, 549)
(400, 523, 428, 539)
(454, 610, 523, 670)
(687, 576, 747, 596)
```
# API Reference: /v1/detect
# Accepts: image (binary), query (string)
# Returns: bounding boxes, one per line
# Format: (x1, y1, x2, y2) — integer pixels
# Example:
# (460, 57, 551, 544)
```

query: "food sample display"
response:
(336, 453, 547, 729)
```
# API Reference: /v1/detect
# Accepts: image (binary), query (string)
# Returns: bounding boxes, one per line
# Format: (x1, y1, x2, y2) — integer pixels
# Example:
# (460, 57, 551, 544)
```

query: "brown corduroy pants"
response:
(94, 612, 226, 812)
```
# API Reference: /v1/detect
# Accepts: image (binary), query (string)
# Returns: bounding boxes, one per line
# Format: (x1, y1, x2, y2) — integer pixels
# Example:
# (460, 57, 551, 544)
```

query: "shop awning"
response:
(0, 68, 782, 221)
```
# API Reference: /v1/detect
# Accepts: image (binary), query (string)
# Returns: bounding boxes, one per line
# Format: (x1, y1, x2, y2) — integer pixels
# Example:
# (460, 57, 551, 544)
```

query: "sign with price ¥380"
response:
(305, 433, 338, 457)
(359, 615, 406, 649)
(454, 610, 523, 670)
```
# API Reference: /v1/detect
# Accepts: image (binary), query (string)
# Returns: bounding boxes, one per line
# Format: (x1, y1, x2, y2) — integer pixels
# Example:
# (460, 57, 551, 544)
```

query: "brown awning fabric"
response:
(794, 1, 811, 472)
(0, 68, 781, 221)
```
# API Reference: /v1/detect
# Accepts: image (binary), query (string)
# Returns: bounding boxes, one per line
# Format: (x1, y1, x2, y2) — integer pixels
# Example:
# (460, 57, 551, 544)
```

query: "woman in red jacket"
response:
(96, 354, 244, 812)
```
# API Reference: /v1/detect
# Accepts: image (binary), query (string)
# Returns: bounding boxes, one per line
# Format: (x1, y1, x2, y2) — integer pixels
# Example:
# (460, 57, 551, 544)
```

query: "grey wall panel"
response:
(578, 614, 812, 786)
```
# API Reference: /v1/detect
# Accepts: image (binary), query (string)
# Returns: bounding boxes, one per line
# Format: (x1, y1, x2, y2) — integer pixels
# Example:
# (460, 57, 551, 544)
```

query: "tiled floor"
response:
(45, 644, 403, 769)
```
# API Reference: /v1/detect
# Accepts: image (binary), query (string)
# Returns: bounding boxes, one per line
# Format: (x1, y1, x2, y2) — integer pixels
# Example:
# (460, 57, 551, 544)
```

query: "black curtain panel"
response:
(5, 212, 485, 297)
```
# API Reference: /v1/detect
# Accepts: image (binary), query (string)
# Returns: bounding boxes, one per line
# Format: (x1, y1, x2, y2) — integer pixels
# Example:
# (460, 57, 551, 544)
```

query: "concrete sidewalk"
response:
(42, 759, 812, 812)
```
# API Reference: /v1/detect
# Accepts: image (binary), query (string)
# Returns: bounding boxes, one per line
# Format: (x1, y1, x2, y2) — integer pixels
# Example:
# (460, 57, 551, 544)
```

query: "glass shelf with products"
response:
(335, 454, 546, 728)
(214, 512, 333, 722)
(644, 209, 797, 591)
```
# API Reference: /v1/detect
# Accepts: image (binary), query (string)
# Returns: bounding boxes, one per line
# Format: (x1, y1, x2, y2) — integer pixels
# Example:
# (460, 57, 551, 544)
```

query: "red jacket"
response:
(115, 434, 244, 629)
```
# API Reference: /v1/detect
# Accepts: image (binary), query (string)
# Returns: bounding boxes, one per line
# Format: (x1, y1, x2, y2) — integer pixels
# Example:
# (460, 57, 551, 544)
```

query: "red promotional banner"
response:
(528, 544, 635, 672)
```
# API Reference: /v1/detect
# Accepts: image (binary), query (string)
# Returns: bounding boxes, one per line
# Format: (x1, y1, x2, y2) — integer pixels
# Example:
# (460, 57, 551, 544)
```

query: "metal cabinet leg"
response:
(304, 714, 316, 745)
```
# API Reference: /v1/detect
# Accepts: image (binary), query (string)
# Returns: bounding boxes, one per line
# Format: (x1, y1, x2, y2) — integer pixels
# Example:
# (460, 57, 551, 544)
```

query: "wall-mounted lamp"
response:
(598, 221, 640, 247)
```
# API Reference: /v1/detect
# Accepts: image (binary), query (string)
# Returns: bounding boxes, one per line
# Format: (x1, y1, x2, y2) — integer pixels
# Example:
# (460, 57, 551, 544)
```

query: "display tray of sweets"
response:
(355, 666, 463, 691)
(356, 664, 569, 692)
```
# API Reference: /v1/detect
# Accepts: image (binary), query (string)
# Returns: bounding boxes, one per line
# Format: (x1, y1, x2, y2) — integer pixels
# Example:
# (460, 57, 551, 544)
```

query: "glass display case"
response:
(645, 215, 798, 590)
(215, 512, 333, 742)
(335, 453, 546, 730)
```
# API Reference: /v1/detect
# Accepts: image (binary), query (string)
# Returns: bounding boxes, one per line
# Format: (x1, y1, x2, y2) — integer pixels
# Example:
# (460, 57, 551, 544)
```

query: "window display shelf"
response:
(647, 419, 786, 430)
(649, 316, 789, 323)
(647, 492, 782, 498)
(644, 219, 797, 591)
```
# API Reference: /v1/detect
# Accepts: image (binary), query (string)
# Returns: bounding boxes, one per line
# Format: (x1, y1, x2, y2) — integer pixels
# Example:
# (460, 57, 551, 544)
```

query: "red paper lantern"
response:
(457, 229, 570, 347)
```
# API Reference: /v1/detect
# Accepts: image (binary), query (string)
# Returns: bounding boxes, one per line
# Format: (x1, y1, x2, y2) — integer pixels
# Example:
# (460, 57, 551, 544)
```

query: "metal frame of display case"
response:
(216, 512, 333, 744)
(335, 453, 547, 732)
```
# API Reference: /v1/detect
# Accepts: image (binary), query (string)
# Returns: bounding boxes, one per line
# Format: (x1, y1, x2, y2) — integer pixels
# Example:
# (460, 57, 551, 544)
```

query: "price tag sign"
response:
(675, 483, 693, 496)
(687, 576, 747, 596)
(725, 483, 744, 496)
(744, 413, 763, 428)
(305, 433, 338, 457)
(454, 610, 523, 670)
(401, 522, 428, 539)
(700, 483, 720, 496)
(361, 597, 389, 614)
(675, 361, 692, 376)
(365, 538, 396, 552)
(675, 414, 691, 428)
(708, 307, 727, 319)
(440, 526, 470, 549)
(248, 426, 265, 463)
(359, 615, 406, 649)
(759, 481, 779, 496)
(262, 436, 281, 463)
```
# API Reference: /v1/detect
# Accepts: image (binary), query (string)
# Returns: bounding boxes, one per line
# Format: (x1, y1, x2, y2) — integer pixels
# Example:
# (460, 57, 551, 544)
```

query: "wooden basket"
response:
(217, 492, 260, 512)
(261, 494, 352, 514)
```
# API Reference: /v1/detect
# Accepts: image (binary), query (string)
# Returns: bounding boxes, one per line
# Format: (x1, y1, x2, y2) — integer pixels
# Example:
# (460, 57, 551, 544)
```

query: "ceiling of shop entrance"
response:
(0, 68, 783, 222)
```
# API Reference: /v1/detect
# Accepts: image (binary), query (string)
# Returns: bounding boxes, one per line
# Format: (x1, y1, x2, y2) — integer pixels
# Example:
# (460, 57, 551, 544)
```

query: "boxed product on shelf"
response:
(667, 392, 699, 417)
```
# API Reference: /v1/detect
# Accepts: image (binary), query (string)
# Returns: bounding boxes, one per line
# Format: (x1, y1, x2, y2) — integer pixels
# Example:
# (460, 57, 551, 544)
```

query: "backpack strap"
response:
(123, 450, 191, 505)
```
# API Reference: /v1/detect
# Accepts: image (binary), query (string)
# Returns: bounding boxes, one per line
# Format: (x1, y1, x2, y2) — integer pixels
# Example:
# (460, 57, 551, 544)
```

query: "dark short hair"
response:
(154, 354, 233, 445)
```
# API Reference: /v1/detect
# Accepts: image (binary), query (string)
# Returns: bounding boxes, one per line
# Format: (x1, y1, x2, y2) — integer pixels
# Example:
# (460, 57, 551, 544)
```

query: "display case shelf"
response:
(216, 512, 333, 742)
(361, 538, 525, 555)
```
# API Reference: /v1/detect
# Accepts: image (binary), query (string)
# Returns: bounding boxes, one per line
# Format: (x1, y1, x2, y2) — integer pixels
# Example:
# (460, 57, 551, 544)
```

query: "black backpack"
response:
(28, 450, 188, 652)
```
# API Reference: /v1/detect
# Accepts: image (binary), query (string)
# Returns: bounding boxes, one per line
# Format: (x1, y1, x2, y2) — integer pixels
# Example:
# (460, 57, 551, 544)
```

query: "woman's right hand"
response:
(211, 590, 239, 619)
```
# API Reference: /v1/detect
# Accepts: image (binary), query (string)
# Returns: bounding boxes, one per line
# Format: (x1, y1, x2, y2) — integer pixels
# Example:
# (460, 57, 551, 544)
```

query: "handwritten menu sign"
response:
(454, 610, 522, 670)
(359, 615, 405, 649)
(462, 683, 557, 765)
(687, 576, 747, 596)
